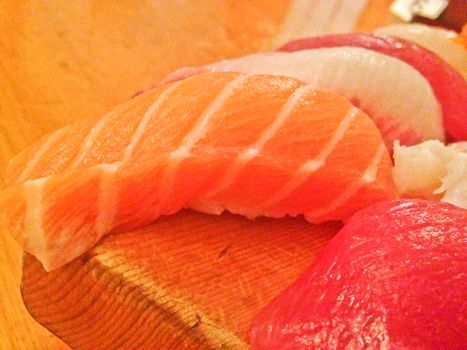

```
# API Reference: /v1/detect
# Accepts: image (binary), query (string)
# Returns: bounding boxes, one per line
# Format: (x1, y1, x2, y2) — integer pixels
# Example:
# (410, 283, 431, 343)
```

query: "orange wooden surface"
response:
(0, 1, 392, 349)
(22, 211, 340, 349)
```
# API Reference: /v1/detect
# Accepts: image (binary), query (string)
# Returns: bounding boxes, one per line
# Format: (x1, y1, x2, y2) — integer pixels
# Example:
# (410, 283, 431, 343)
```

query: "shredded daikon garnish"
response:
(393, 140, 466, 209)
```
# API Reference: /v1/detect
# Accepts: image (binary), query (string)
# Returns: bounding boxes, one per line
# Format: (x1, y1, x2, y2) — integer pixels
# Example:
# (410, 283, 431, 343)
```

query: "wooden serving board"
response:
(22, 211, 340, 349)
(0, 1, 394, 348)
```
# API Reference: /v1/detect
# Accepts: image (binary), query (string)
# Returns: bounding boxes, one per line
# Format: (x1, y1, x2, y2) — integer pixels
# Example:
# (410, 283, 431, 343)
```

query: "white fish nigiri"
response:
(164, 47, 445, 150)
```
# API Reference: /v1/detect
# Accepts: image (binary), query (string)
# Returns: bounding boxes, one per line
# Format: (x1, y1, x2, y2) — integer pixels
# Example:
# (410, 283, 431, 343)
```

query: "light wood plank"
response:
(22, 211, 340, 349)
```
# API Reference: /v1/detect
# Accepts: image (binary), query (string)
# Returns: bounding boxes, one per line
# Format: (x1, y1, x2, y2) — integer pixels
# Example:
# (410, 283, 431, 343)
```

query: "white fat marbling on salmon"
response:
(23, 178, 48, 262)
(305, 143, 386, 220)
(202, 84, 311, 199)
(17, 128, 67, 183)
(95, 163, 120, 235)
(273, 0, 368, 46)
(67, 109, 117, 170)
(93, 82, 182, 232)
(262, 106, 359, 208)
(158, 75, 249, 211)
(170, 75, 249, 159)
(121, 81, 182, 163)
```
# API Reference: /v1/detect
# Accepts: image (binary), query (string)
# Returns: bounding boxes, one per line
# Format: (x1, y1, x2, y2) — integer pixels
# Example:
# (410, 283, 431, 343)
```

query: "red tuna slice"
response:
(280, 33, 467, 141)
(375, 24, 467, 80)
(250, 199, 467, 349)
(162, 48, 445, 151)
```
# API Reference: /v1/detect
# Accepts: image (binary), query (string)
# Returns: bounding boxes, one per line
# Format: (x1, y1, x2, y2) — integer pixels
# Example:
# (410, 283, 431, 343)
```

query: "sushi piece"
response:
(375, 23, 467, 79)
(163, 48, 445, 150)
(393, 140, 467, 209)
(251, 199, 467, 349)
(0, 72, 396, 270)
(280, 33, 467, 141)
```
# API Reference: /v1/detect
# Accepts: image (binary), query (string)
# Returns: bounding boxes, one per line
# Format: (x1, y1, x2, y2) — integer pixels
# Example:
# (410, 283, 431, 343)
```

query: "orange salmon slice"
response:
(0, 72, 396, 270)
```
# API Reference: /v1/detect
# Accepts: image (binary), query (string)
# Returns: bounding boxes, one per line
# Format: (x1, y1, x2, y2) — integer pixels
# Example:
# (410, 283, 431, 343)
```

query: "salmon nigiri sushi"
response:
(0, 72, 396, 270)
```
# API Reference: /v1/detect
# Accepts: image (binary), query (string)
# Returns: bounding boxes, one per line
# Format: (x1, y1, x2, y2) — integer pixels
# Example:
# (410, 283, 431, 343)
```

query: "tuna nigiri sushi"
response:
(376, 23, 467, 79)
(163, 45, 448, 150)
(251, 199, 467, 349)
(0, 72, 396, 270)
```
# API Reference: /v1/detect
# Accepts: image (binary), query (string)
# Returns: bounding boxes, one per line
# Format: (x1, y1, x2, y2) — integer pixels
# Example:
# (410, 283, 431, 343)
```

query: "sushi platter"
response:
(1, 1, 466, 349)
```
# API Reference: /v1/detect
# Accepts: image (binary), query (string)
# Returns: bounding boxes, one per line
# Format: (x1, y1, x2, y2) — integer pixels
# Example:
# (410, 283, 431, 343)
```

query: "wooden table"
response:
(0, 1, 392, 348)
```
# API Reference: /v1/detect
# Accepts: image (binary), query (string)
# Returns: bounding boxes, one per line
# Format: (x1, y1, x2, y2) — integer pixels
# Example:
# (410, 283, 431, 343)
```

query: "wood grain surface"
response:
(22, 211, 340, 349)
(0, 1, 392, 349)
